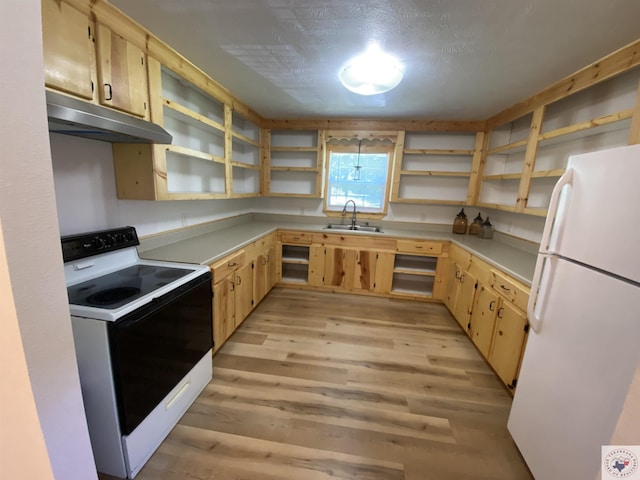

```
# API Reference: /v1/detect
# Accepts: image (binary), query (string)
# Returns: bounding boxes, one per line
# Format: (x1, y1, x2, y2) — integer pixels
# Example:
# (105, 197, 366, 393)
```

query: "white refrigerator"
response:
(508, 144, 640, 480)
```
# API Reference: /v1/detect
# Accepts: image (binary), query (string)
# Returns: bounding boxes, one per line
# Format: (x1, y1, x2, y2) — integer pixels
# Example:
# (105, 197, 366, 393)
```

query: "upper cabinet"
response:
(42, 0, 94, 99)
(95, 24, 148, 117)
(390, 131, 483, 206)
(43, 0, 640, 207)
(263, 129, 324, 197)
(113, 60, 262, 200)
(41, 0, 149, 118)
(478, 67, 640, 217)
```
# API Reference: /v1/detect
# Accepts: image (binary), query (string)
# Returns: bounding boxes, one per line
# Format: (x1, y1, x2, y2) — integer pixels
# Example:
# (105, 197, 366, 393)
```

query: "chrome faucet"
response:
(342, 200, 357, 228)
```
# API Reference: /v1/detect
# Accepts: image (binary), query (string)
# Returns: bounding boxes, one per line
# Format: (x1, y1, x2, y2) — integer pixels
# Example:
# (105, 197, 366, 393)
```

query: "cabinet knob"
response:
(489, 300, 496, 311)
(497, 307, 504, 318)
(498, 330, 504, 336)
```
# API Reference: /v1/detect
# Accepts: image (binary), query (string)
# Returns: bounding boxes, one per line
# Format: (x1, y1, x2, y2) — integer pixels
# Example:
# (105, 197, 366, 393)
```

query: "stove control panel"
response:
(61, 226, 140, 263)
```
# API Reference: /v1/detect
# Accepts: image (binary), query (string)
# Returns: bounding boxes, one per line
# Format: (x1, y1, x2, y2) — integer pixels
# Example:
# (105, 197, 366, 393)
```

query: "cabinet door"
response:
(469, 284, 499, 357)
(308, 245, 326, 287)
(352, 250, 376, 292)
(213, 275, 234, 352)
(235, 262, 253, 325)
(324, 247, 354, 289)
(372, 252, 394, 294)
(266, 244, 278, 291)
(41, 0, 94, 99)
(452, 268, 477, 330)
(95, 24, 148, 117)
(444, 260, 461, 313)
(253, 252, 267, 303)
(489, 302, 528, 388)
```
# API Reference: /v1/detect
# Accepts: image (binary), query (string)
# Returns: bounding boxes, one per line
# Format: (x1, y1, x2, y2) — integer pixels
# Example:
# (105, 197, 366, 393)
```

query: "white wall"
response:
(0, 1, 98, 479)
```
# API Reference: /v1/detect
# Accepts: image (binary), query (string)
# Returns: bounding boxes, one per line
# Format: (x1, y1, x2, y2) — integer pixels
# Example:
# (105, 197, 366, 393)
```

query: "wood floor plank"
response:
(118, 288, 532, 480)
(147, 425, 406, 480)
(227, 331, 268, 345)
(214, 353, 349, 384)
(212, 367, 411, 412)
(190, 382, 456, 443)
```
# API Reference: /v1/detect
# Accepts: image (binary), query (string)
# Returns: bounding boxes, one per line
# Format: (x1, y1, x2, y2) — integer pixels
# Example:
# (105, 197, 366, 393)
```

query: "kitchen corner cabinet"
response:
(443, 244, 474, 328)
(479, 68, 640, 217)
(263, 130, 324, 197)
(391, 240, 446, 299)
(114, 61, 261, 200)
(279, 231, 313, 285)
(252, 233, 278, 304)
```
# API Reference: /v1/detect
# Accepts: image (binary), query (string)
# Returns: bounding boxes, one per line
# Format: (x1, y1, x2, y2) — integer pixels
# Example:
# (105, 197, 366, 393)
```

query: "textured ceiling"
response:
(110, 0, 640, 120)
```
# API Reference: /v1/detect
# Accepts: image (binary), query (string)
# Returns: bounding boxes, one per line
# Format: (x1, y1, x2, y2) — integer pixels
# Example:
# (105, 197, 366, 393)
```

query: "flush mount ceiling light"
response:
(339, 44, 403, 96)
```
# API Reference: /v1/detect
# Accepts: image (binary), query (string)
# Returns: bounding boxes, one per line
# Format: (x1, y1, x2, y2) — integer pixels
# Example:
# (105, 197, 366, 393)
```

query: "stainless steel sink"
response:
(324, 223, 383, 233)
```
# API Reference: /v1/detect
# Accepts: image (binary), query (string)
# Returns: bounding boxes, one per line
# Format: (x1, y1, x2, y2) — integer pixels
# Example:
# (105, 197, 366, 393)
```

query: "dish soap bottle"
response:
(468, 212, 484, 236)
(452, 208, 468, 234)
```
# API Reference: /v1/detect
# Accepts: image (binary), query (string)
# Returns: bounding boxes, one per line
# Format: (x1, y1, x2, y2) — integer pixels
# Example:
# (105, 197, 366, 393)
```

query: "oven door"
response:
(108, 271, 213, 435)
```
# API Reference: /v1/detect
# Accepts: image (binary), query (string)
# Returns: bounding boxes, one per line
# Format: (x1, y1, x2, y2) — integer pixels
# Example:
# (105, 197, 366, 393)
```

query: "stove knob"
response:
(115, 233, 126, 243)
(91, 236, 106, 249)
(105, 234, 116, 247)
(124, 231, 135, 242)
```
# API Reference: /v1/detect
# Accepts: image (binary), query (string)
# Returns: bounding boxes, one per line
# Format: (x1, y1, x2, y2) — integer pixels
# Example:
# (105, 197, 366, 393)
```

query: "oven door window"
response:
(108, 274, 213, 435)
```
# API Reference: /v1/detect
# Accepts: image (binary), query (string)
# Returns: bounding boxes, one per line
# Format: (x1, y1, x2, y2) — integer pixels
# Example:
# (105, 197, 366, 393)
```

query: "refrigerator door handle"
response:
(527, 253, 557, 333)
(539, 168, 574, 255)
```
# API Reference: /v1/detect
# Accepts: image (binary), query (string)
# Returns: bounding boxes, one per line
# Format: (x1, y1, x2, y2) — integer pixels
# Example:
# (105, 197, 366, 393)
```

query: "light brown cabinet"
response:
(488, 300, 528, 388)
(280, 231, 312, 285)
(41, 0, 149, 117)
(210, 250, 246, 352)
(443, 245, 530, 391)
(469, 284, 500, 357)
(42, 0, 94, 99)
(209, 234, 279, 352)
(309, 246, 393, 294)
(95, 24, 148, 117)
(253, 235, 278, 304)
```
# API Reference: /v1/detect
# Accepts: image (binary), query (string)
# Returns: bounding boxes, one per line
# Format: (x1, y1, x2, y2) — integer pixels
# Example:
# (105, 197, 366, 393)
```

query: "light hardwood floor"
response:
(103, 288, 533, 480)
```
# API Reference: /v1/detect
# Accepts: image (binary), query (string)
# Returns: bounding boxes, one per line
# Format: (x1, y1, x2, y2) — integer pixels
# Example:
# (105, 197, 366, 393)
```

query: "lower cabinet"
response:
(209, 233, 278, 353)
(444, 248, 530, 391)
(488, 301, 528, 388)
(308, 245, 394, 294)
(253, 236, 278, 304)
(469, 283, 500, 357)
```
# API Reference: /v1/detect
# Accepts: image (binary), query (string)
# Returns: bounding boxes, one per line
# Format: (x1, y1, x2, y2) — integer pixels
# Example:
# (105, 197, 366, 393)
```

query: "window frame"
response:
(322, 142, 394, 218)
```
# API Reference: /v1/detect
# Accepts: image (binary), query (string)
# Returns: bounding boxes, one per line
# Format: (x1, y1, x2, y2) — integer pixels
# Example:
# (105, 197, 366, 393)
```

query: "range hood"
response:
(46, 90, 172, 144)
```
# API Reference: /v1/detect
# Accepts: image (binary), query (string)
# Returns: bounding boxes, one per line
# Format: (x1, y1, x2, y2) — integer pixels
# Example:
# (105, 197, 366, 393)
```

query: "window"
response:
(324, 143, 393, 215)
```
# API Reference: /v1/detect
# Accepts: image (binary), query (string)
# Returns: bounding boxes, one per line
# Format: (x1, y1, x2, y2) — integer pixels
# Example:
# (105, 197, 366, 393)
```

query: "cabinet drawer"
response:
(490, 269, 529, 312)
(279, 231, 312, 245)
(397, 240, 443, 255)
(211, 250, 245, 283)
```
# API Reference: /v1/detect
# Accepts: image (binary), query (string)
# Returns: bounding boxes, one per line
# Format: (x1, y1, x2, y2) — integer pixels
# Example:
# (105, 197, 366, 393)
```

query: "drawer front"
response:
(211, 250, 245, 283)
(490, 269, 529, 312)
(279, 231, 312, 245)
(397, 239, 443, 255)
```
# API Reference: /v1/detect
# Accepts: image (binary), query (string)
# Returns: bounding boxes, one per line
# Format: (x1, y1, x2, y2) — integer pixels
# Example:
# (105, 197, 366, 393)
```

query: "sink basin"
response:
(324, 223, 383, 233)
